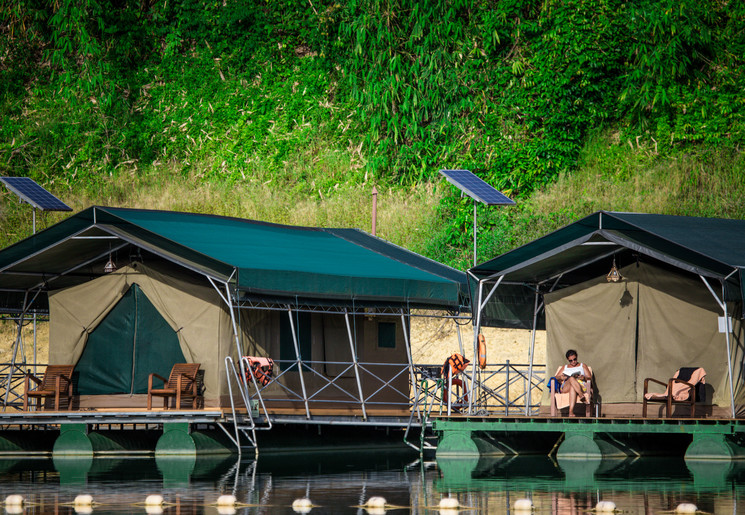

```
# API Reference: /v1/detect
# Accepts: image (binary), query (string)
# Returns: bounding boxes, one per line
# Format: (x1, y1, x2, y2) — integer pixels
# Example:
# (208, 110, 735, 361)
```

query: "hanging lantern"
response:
(103, 245, 117, 273)
(606, 257, 621, 282)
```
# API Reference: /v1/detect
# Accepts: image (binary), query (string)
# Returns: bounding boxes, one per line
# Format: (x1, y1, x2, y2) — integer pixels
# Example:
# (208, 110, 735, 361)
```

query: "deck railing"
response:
(242, 359, 547, 418)
(0, 362, 43, 411)
(1, 360, 547, 417)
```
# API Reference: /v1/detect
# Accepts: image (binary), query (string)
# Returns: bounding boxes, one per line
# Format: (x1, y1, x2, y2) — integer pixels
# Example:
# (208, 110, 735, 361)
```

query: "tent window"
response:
(279, 311, 312, 371)
(378, 322, 396, 349)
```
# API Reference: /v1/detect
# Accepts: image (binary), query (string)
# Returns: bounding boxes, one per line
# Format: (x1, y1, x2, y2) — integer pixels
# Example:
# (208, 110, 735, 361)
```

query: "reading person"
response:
(557, 349, 592, 417)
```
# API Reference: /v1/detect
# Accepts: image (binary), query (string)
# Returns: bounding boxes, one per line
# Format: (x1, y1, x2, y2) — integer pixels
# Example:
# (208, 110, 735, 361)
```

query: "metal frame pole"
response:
(3, 290, 32, 411)
(456, 324, 464, 356)
(287, 307, 311, 419)
(473, 201, 477, 267)
(400, 310, 421, 421)
(468, 280, 484, 413)
(699, 274, 737, 418)
(526, 289, 540, 415)
(208, 275, 245, 384)
(722, 284, 736, 418)
(344, 310, 367, 420)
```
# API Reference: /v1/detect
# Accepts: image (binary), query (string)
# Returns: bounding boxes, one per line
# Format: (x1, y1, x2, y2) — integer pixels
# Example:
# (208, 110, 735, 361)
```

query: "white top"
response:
(561, 363, 585, 377)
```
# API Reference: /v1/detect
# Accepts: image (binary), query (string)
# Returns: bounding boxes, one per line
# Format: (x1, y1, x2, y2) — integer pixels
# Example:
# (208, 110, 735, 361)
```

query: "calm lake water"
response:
(1, 449, 743, 514)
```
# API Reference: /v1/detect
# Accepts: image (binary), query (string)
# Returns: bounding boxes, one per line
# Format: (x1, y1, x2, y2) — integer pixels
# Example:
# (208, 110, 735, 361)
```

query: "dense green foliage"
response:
(1, 0, 744, 269)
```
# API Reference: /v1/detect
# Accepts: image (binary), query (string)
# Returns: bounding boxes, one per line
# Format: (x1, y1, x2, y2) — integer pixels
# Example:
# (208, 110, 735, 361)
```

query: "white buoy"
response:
(145, 506, 164, 515)
(74, 506, 93, 515)
(596, 500, 617, 512)
(4, 495, 24, 507)
(217, 507, 237, 515)
(74, 494, 94, 507)
(365, 497, 387, 508)
(145, 494, 164, 506)
(514, 498, 533, 510)
(292, 497, 313, 514)
(675, 503, 698, 514)
(439, 497, 460, 510)
(4, 507, 23, 515)
(216, 495, 237, 507)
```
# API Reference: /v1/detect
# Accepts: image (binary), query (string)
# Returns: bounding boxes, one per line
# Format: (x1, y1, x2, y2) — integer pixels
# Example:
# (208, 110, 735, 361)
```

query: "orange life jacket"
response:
(440, 353, 470, 378)
(245, 356, 274, 386)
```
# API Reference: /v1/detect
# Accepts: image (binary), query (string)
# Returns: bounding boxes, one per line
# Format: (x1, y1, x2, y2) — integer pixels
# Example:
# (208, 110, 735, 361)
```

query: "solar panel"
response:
(439, 169, 515, 206)
(0, 177, 72, 211)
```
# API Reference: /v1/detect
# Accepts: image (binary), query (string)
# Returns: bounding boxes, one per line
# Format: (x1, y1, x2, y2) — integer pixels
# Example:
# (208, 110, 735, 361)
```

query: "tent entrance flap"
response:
(74, 283, 186, 395)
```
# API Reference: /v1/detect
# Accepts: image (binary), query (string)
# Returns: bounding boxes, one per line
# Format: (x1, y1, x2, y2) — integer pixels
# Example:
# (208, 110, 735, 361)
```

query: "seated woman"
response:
(556, 349, 592, 417)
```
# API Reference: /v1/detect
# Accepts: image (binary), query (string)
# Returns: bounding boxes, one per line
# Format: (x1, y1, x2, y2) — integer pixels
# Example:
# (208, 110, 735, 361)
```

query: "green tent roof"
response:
(471, 211, 745, 328)
(0, 206, 469, 311)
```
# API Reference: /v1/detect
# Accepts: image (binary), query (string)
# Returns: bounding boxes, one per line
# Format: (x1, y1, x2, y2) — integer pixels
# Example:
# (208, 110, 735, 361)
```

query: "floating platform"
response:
(3, 407, 745, 461)
(0, 409, 237, 457)
(433, 416, 745, 462)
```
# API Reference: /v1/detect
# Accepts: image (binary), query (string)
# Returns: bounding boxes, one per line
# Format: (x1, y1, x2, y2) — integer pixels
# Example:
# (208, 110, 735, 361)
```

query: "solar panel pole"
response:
(473, 202, 477, 266)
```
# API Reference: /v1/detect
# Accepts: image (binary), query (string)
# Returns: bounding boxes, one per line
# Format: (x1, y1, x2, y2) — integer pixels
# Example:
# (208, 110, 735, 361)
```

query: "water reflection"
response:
(0, 451, 742, 513)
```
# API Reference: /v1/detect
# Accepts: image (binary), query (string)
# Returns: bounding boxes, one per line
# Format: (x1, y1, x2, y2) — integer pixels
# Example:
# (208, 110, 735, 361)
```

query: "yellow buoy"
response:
(595, 500, 617, 512)
(675, 503, 698, 514)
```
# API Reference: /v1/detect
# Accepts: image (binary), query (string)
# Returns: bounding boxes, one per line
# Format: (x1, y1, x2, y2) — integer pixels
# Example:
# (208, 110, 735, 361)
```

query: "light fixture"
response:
(104, 245, 117, 273)
(606, 257, 621, 282)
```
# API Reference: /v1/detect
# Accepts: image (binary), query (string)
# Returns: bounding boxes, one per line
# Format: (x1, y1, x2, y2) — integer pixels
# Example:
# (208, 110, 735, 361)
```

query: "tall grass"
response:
(4, 130, 744, 271)
(1, 149, 443, 257)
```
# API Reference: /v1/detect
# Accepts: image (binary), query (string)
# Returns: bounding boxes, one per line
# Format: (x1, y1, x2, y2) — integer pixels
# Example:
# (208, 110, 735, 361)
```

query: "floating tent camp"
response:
(0, 206, 469, 410)
(469, 211, 745, 417)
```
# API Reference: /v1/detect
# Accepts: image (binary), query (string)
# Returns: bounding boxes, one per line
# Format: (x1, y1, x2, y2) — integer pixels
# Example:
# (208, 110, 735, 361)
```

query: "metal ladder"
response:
(403, 375, 444, 453)
(220, 356, 273, 457)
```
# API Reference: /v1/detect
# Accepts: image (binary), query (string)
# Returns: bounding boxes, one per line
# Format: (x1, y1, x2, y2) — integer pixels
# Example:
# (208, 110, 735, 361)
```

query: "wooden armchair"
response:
(23, 365, 75, 411)
(643, 367, 706, 418)
(147, 363, 201, 410)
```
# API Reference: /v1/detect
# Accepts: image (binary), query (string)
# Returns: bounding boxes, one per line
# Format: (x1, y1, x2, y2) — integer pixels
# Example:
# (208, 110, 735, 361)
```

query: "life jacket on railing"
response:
(440, 352, 470, 379)
(245, 356, 274, 386)
(440, 353, 470, 405)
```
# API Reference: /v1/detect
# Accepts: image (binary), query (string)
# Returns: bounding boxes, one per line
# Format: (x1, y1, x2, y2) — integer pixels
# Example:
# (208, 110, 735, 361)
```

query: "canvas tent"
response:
(469, 211, 745, 416)
(0, 206, 469, 409)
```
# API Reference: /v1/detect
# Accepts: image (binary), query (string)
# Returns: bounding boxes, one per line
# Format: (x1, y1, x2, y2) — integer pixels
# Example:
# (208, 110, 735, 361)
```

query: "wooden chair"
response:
(147, 363, 201, 410)
(643, 367, 706, 418)
(23, 365, 75, 411)
(550, 365, 594, 417)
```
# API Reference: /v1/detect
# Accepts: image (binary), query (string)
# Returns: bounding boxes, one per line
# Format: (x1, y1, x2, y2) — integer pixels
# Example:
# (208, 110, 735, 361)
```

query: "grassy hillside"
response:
(1, 1, 744, 270)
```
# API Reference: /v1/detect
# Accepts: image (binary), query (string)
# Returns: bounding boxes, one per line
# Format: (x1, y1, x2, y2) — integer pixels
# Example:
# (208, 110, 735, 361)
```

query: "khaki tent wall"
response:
(543, 262, 743, 408)
(633, 263, 731, 406)
(49, 263, 239, 407)
(543, 271, 638, 405)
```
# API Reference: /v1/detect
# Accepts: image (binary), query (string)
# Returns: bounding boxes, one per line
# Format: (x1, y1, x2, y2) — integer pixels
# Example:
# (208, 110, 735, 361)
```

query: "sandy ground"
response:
(0, 315, 546, 368)
(0, 319, 49, 364)
(410, 311, 545, 366)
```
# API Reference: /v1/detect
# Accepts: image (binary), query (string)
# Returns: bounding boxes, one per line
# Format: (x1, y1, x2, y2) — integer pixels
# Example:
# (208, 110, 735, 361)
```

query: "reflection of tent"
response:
(470, 211, 745, 416)
(0, 206, 469, 409)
